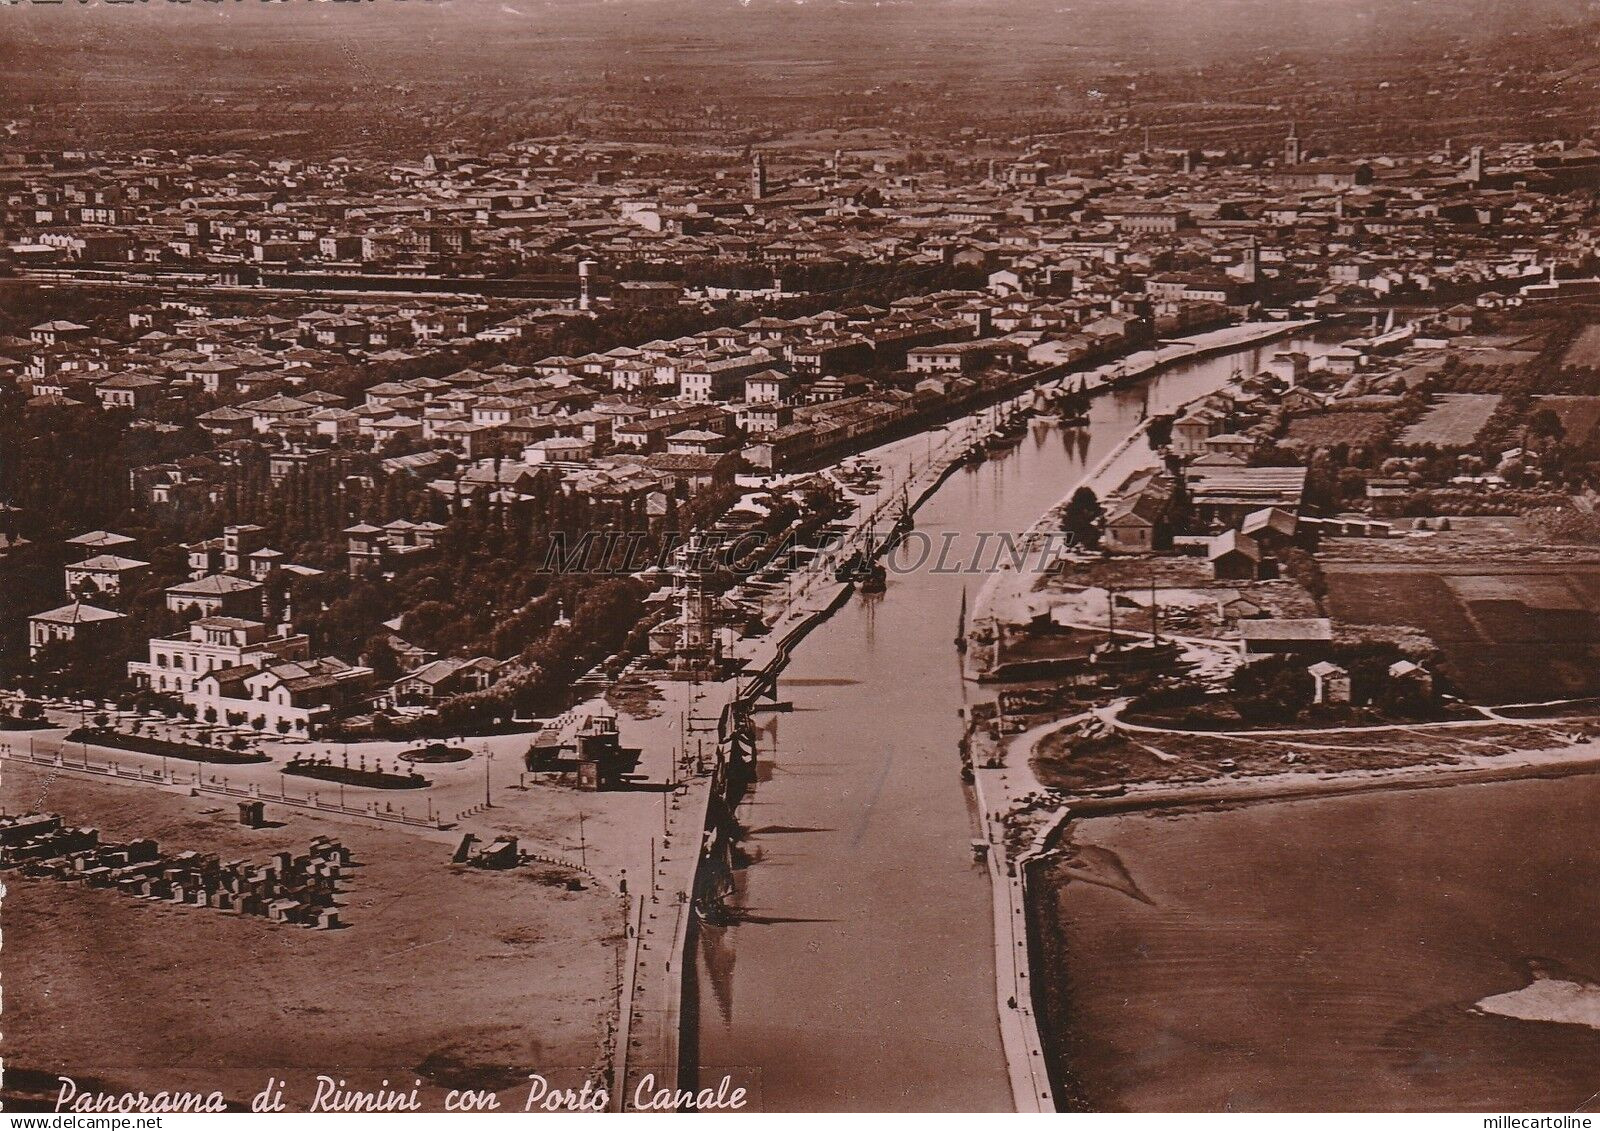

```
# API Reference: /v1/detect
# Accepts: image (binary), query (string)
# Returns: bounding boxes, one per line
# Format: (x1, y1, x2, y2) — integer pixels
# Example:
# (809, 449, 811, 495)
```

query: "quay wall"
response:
(658, 316, 1319, 1108)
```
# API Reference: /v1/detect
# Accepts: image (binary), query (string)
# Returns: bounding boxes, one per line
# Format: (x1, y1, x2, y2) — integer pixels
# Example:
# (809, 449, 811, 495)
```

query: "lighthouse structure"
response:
(672, 533, 721, 675)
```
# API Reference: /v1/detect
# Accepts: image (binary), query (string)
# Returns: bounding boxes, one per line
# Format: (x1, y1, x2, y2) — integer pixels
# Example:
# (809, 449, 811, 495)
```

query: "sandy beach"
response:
(0, 761, 624, 1112)
(1031, 769, 1600, 1110)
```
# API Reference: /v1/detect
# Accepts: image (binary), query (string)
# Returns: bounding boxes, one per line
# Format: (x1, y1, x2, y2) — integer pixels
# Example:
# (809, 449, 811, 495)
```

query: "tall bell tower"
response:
(751, 152, 768, 200)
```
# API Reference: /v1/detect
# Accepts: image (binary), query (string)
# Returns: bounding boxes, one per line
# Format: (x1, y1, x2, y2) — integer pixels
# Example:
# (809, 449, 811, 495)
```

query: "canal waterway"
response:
(687, 331, 1334, 1110)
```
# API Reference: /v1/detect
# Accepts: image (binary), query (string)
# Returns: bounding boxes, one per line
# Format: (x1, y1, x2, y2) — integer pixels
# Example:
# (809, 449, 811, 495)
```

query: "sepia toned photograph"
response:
(3, 0, 1600, 1117)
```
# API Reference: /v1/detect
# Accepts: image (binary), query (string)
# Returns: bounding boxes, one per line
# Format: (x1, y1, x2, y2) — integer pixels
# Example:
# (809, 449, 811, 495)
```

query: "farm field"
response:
(1283, 410, 1390, 447)
(1398, 393, 1501, 448)
(1324, 562, 1600, 703)
(1532, 395, 1600, 445)
(1560, 324, 1600, 369)
(1316, 516, 1600, 564)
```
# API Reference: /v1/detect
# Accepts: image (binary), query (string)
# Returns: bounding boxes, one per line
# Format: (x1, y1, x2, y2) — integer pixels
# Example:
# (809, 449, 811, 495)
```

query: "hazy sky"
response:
(3, 0, 1595, 86)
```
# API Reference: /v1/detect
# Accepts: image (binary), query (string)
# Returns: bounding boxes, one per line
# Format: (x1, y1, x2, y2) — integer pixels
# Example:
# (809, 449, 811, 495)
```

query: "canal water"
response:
(688, 332, 1333, 1110)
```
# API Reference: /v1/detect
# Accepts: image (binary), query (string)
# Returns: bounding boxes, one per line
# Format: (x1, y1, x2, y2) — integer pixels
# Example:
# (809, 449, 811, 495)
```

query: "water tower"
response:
(578, 259, 597, 311)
